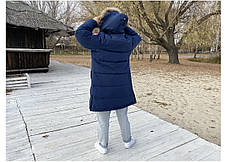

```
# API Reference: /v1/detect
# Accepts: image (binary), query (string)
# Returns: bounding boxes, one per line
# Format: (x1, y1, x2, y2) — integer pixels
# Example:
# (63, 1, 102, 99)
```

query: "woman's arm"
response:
(124, 26, 142, 49)
(75, 18, 101, 50)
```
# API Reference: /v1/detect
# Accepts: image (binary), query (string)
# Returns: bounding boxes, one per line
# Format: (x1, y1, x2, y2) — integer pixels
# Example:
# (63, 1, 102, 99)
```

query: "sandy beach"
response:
(51, 54, 221, 145)
(131, 59, 221, 146)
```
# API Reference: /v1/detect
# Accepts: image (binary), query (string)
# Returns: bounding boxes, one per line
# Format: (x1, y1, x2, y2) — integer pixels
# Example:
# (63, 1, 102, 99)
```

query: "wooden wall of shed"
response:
(6, 24, 49, 73)
(6, 24, 45, 48)
(6, 51, 50, 70)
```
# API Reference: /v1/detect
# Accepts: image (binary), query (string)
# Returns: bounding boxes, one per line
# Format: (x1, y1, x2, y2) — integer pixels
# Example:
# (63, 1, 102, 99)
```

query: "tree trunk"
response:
(167, 47, 180, 64)
(157, 50, 160, 60)
(150, 53, 153, 62)
(194, 44, 198, 58)
(193, 52, 197, 58)
(164, 28, 180, 64)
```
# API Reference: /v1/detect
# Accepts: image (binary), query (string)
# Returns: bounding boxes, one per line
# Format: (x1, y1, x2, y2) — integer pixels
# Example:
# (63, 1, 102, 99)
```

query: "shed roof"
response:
(6, 1, 75, 36)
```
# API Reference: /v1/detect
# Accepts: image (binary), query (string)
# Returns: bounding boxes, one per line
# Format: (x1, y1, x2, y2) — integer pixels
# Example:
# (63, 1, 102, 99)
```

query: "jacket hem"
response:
(89, 100, 136, 112)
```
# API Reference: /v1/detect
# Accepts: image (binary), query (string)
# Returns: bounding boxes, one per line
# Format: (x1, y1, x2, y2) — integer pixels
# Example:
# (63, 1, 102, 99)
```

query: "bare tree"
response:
(26, 0, 79, 49)
(77, 1, 220, 64)
(26, 0, 48, 12)
(129, 1, 221, 64)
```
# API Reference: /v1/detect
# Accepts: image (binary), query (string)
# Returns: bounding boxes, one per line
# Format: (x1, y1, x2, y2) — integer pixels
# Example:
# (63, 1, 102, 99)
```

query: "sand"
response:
(131, 64, 221, 146)
(51, 54, 221, 145)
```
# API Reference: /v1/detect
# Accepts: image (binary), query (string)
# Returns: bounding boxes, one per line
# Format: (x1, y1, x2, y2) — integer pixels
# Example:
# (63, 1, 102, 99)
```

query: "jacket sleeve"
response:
(124, 26, 142, 49)
(75, 19, 101, 50)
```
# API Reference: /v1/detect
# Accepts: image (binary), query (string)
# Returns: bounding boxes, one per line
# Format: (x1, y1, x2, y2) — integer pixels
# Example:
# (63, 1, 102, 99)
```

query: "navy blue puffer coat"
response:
(75, 11, 141, 112)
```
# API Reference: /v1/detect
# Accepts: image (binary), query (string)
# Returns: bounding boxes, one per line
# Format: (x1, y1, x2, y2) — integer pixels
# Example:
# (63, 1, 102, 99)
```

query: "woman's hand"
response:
(93, 16, 102, 25)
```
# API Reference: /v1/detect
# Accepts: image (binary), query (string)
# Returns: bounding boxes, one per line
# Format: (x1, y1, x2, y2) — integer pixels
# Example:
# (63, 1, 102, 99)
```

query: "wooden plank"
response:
(6, 86, 29, 90)
(201, 150, 221, 161)
(6, 115, 24, 126)
(15, 98, 88, 113)
(25, 106, 140, 136)
(29, 109, 157, 149)
(12, 91, 88, 104)
(69, 122, 178, 161)
(6, 80, 89, 97)
(6, 84, 89, 99)
(90, 128, 197, 161)
(21, 101, 88, 117)
(7, 80, 27, 85)
(6, 48, 52, 52)
(16, 87, 88, 101)
(30, 111, 171, 160)
(9, 97, 88, 114)
(15, 87, 88, 99)
(6, 100, 34, 161)
(6, 127, 29, 141)
(16, 93, 89, 108)
(6, 147, 34, 161)
(6, 77, 27, 81)
(7, 83, 28, 87)
(6, 137, 31, 154)
(6, 99, 23, 124)
(149, 138, 220, 161)
(6, 84, 87, 94)
(7, 84, 89, 99)
(31, 82, 89, 92)
(7, 67, 49, 73)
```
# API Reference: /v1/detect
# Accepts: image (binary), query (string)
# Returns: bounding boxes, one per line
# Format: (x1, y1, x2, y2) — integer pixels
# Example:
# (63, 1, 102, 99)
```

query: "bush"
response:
(188, 54, 221, 64)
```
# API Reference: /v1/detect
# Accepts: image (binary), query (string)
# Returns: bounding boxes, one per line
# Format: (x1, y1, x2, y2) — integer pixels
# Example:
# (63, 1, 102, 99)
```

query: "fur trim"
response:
(100, 7, 121, 19)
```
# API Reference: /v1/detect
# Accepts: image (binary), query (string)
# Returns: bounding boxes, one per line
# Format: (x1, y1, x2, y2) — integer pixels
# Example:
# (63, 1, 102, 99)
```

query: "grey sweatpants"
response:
(96, 107, 132, 148)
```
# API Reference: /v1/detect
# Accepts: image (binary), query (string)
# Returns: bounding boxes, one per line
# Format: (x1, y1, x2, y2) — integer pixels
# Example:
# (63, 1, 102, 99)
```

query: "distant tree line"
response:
(26, 1, 221, 64)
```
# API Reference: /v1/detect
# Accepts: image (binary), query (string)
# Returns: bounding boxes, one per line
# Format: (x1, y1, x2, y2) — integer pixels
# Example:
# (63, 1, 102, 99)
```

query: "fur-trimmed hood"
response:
(99, 10, 128, 34)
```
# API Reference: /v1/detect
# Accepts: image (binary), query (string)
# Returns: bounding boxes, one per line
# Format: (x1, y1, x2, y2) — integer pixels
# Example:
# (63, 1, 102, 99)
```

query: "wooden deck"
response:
(6, 60, 221, 161)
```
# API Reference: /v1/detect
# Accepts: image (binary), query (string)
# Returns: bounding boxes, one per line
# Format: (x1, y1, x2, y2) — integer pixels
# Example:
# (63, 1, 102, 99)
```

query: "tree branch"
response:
(172, 1, 196, 26)
(165, 1, 174, 27)
(138, 1, 160, 37)
(177, 10, 221, 47)
(152, 1, 166, 27)
(142, 39, 159, 45)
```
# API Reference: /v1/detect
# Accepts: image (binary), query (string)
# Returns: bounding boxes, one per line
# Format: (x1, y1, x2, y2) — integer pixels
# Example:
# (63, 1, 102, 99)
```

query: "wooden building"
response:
(6, 1, 74, 73)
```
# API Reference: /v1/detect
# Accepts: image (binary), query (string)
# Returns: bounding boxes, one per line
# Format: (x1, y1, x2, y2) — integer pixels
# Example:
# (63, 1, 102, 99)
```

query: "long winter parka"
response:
(75, 11, 141, 112)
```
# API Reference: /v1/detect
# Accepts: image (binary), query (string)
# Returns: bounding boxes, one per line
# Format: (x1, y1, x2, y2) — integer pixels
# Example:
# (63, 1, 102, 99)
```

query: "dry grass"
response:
(51, 55, 92, 68)
(50, 54, 221, 76)
(188, 55, 221, 64)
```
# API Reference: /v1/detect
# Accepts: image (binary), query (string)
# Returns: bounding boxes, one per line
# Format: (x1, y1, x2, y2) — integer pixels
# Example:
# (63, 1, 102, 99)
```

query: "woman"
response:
(75, 7, 141, 154)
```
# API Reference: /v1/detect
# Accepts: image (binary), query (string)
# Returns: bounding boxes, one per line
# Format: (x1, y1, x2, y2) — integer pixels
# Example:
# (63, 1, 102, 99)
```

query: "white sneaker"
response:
(124, 137, 136, 149)
(94, 142, 108, 154)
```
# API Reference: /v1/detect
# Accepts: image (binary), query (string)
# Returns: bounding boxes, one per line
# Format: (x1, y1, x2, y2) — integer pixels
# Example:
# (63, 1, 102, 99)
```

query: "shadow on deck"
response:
(6, 60, 221, 161)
